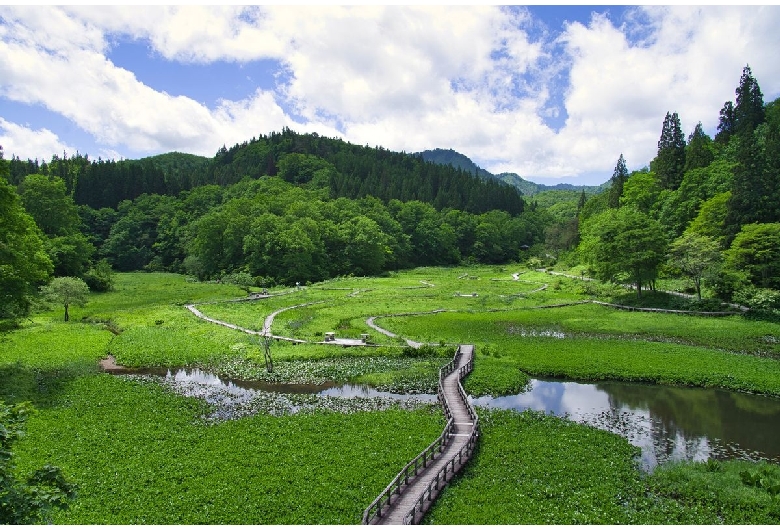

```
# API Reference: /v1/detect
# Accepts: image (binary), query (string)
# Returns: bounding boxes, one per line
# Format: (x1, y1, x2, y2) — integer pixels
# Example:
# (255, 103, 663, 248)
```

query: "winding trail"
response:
(362, 344, 478, 525)
(365, 310, 449, 348)
(185, 301, 323, 343)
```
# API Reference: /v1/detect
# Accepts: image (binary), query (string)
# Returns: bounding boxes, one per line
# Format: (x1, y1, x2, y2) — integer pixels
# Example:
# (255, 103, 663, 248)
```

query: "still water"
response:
(118, 366, 780, 471)
(472, 378, 780, 471)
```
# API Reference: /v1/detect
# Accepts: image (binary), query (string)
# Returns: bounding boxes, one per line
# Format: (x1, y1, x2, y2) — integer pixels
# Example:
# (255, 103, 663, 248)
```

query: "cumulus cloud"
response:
(0, 118, 76, 162)
(1, 5, 779, 184)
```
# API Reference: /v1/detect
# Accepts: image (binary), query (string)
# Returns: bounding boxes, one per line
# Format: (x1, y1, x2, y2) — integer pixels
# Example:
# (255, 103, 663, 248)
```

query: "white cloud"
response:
(1, 5, 779, 185)
(0, 118, 76, 162)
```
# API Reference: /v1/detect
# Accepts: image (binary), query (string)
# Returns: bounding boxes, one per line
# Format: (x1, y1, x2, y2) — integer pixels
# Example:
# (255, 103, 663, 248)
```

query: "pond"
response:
(114, 366, 780, 471)
(471, 378, 780, 471)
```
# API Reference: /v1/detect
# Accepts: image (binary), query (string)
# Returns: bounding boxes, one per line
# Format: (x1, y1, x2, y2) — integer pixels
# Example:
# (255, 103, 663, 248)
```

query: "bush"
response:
(401, 344, 448, 358)
(709, 268, 750, 302)
(81, 260, 114, 292)
(736, 287, 780, 322)
(0, 401, 77, 524)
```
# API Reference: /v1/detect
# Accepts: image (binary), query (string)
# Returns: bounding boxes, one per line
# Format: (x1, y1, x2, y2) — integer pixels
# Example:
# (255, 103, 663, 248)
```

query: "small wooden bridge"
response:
(362, 344, 479, 525)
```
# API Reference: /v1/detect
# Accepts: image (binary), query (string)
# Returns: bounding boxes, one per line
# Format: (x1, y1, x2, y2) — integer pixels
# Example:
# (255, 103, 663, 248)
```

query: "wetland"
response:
(5, 267, 780, 524)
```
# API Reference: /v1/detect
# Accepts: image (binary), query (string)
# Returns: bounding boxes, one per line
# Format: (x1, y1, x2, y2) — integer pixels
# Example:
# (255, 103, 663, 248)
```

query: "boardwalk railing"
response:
(361, 345, 478, 525)
(401, 356, 479, 525)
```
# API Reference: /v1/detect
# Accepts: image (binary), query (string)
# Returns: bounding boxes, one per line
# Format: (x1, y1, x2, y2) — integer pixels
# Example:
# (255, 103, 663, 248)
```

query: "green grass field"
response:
(3, 267, 780, 524)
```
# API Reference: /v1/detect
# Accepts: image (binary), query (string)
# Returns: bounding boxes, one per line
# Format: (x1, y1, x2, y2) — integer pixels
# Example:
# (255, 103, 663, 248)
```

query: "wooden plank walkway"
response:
(362, 344, 479, 525)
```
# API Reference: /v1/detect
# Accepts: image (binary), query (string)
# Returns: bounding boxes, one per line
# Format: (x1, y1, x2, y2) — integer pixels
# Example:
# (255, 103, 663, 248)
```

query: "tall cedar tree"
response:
(725, 65, 773, 238)
(715, 101, 735, 145)
(734, 65, 765, 136)
(654, 111, 686, 190)
(607, 154, 628, 208)
(684, 122, 714, 173)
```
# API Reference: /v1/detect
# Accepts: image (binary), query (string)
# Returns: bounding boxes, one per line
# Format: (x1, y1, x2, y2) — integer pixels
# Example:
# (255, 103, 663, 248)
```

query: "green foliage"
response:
(13, 376, 442, 524)
(734, 287, 780, 322)
(684, 122, 715, 173)
(579, 208, 668, 296)
(607, 154, 629, 208)
(18, 174, 95, 277)
(4, 267, 780, 524)
(425, 409, 645, 524)
(221, 271, 254, 294)
(428, 410, 780, 523)
(716, 100, 735, 145)
(81, 259, 115, 292)
(734, 64, 765, 136)
(0, 401, 76, 524)
(18, 174, 80, 237)
(620, 170, 660, 214)
(40, 277, 90, 322)
(645, 460, 780, 524)
(667, 233, 722, 300)
(0, 175, 53, 320)
(724, 66, 778, 239)
(657, 159, 734, 238)
(686, 191, 731, 245)
(387, 301, 780, 393)
(653, 111, 686, 190)
(464, 353, 530, 397)
(726, 223, 780, 289)
(277, 153, 335, 186)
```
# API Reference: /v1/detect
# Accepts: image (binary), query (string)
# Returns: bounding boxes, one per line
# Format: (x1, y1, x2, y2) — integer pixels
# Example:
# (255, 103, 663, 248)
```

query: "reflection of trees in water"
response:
(596, 381, 780, 461)
(649, 420, 710, 465)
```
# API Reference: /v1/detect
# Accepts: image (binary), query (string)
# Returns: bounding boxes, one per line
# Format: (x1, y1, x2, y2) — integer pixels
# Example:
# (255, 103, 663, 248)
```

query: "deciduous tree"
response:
(0, 152, 53, 319)
(40, 276, 90, 321)
(667, 233, 722, 300)
(725, 223, 780, 289)
(579, 208, 668, 297)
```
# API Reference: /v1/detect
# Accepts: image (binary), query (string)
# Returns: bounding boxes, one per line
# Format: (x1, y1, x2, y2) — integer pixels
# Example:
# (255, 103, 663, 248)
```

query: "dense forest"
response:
(2, 65, 779, 320)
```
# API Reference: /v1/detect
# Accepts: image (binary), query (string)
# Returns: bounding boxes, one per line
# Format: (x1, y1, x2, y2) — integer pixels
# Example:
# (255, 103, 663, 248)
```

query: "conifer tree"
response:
(725, 65, 770, 239)
(734, 65, 765, 136)
(607, 154, 628, 208)
(715, 101, 735, 145)
(684, 122, 714, 173)
(653, 112, 686, 190)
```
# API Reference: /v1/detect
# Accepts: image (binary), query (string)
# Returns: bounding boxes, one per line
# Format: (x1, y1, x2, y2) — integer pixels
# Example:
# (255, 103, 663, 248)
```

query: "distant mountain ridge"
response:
(417, 148, 604, 196)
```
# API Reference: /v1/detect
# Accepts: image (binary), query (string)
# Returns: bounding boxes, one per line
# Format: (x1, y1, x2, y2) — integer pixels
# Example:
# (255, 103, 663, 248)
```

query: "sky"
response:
(1, 5, 780, 186)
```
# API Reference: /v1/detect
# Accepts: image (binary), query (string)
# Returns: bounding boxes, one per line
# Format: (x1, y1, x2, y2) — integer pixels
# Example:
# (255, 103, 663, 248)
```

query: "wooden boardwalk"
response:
(362, 345, 479, 525)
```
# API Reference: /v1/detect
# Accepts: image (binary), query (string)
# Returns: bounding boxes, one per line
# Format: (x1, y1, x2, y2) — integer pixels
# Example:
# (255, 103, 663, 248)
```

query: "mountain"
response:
(416, 148, 494, 180)
(417, 148, 604, 196)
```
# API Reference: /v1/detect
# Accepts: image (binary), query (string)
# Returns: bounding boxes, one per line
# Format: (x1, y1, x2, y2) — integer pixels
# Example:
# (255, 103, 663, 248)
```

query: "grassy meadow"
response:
(3, 266, 780, 523)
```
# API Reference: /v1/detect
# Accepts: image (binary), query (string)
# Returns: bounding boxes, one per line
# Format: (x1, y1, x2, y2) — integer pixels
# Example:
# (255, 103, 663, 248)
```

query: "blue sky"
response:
(2, 5, 780, 186)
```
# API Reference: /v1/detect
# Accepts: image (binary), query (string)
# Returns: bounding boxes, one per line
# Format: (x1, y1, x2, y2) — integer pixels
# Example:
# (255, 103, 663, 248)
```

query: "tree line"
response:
(568, 65, 780, 313)
(0, 138, 544, 320)
(5, 129, 524, 216)
(3, 65, 779, 322)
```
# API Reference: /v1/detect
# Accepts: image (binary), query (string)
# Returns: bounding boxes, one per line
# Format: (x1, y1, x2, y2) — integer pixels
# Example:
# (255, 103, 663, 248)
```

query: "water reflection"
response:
(319, 383, 438, 402)
(163, 367, 345, 394)
(119, 367, 438, 422)
(471, 379, 780, 471)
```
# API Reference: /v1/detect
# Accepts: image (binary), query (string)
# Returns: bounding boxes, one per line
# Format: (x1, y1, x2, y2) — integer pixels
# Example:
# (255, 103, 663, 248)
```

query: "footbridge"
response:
(362, 344, 479, 525)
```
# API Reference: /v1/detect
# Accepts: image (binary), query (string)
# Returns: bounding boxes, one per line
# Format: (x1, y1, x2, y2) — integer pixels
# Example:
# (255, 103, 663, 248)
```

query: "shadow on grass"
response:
(0, 361, 99, 408)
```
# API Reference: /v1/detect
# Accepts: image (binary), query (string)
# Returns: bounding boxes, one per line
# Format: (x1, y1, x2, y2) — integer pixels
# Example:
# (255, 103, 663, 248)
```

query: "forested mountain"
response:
(7, 131, 524, 216)
(417, 148, 494, 180)
(2, 64, 780, 322)
(1, 129, 542, 318)
(418, 147, 605, 196)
